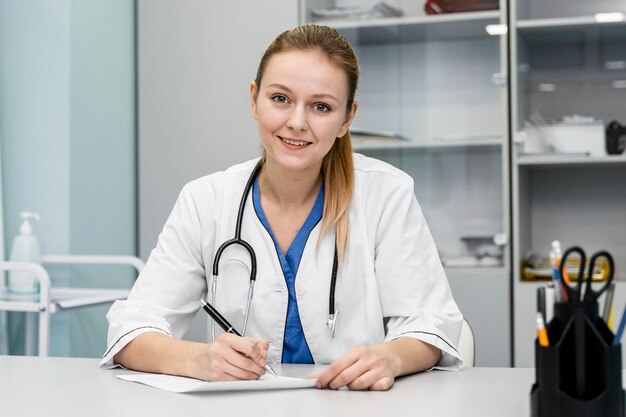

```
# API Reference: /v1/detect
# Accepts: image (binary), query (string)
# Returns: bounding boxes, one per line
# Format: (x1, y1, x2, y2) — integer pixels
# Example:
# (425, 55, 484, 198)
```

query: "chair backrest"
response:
(458, 318, 475, 368)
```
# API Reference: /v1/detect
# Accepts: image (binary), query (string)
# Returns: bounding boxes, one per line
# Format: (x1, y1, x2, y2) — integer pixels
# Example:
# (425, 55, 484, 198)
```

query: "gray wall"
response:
(138, 0, 299, 260)
(138, 0, 298, 340)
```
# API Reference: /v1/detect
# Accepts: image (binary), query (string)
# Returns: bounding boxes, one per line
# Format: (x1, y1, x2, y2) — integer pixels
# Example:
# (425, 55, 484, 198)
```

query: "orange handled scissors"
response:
(559, 246, 614, 305)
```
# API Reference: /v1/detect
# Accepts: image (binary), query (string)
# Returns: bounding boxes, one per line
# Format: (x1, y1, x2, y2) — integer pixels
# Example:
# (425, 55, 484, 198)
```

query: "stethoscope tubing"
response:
(210, 160, 339, 341)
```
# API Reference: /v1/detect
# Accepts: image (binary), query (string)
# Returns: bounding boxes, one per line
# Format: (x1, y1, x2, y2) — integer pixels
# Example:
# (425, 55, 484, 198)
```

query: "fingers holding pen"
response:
(200, 333, 269, 381)
(252, 338, 270, 366)
(223, 333, 270, 369)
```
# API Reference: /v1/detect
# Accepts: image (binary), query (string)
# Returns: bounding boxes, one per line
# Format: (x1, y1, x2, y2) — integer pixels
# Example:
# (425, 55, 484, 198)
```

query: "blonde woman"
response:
(102, 25, 462, 391)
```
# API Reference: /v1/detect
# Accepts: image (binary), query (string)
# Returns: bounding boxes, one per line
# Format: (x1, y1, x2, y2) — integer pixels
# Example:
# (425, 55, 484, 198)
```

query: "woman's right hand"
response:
(191, 333, 270, 381)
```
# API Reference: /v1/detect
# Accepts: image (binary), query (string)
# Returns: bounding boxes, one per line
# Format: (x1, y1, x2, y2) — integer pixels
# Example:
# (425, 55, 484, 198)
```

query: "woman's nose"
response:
(286, 106, 308, 131)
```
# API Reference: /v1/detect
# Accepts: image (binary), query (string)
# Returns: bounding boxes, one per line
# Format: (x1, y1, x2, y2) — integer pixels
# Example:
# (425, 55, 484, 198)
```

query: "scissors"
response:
(559, 246, 614, 305)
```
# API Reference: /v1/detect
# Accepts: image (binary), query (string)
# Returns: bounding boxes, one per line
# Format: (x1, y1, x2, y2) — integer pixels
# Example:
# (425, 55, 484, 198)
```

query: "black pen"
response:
(200, 299, 278, 377)
(537, 286, 546, 324)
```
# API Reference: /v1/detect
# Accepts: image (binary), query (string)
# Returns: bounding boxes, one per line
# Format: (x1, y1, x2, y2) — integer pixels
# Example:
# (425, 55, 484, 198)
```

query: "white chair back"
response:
(458, 318, 475, 368)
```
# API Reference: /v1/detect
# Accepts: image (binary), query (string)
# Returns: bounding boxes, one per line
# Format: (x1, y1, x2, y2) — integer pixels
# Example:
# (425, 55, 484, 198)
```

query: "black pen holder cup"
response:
(531, 301, 625, 417)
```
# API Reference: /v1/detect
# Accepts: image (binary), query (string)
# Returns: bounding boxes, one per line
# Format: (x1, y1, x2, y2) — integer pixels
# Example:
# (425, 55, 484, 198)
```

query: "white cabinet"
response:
(301, 0, 511, 366)
(511, 0, 626, 366)
(302, 0, 626, 367)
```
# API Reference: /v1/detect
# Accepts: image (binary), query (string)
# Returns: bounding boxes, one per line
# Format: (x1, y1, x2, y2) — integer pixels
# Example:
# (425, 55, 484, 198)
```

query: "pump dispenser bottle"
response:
(7, 212, 42, 294)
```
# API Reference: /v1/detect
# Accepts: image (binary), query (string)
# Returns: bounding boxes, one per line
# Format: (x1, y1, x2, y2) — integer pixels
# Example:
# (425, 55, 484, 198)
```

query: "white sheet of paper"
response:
(116, 372, 317, 393)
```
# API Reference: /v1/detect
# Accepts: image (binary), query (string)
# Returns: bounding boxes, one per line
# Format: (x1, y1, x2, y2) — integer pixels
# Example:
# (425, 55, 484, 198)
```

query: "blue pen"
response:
(550, 248, 563, 302)
(612, 304, 626, 346)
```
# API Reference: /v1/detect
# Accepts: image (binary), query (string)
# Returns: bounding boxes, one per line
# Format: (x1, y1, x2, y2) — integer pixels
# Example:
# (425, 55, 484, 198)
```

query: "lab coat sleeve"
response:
(100, 182, 208, 368)
(373, 175, 463, 371)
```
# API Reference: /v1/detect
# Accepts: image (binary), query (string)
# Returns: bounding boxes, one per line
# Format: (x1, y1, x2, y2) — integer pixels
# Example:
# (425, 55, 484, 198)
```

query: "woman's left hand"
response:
(314, 344, 396, 391)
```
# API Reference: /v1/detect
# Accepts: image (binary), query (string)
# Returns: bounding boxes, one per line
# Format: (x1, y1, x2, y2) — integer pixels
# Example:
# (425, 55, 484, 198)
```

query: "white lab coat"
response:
(100, 154, 463, 370)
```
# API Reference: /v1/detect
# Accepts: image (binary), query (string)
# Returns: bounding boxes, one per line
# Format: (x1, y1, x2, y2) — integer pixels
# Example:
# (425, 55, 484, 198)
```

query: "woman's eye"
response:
(272, 95, 288, 104)
(314, 103, 331, 113)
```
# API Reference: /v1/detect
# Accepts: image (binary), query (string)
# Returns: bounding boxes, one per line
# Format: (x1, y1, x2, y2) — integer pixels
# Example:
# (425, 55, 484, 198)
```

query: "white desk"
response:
(0, 356, 540, 417)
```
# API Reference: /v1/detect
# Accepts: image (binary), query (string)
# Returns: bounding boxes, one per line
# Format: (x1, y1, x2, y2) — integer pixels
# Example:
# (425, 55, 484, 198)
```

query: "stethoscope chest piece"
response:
(327, 310, 339, 338)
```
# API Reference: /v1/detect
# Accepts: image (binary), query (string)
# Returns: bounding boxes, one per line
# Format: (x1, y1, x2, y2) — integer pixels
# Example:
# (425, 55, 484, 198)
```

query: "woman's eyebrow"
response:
(266, 83, 339, 103)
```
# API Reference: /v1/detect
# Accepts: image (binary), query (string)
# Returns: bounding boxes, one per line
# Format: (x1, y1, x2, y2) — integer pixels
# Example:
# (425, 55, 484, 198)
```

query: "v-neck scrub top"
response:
(100, 154, 464, 370)
(252, 176, 320, 363)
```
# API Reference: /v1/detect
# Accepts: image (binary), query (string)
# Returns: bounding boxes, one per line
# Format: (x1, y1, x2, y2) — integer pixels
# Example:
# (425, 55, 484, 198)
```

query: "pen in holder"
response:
(532, 246, 623, 416)
(531, 299, 625, 417)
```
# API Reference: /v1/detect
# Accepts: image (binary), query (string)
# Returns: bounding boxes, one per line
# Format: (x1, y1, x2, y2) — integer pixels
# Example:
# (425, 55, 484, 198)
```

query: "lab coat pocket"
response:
(337, 263, 382, 347)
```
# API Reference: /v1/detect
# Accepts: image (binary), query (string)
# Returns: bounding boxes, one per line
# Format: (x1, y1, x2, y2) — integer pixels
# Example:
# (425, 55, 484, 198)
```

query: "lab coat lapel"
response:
(243, 195, 289, 360)
(294, 224, 338, 362)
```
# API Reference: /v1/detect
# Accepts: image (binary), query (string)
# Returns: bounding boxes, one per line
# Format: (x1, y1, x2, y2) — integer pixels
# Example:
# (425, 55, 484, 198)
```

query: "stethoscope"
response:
(210, 161, 339, 341)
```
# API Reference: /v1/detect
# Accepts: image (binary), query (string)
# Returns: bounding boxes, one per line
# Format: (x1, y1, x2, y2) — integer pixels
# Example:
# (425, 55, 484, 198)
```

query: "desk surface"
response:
(0, 356, 540, 417)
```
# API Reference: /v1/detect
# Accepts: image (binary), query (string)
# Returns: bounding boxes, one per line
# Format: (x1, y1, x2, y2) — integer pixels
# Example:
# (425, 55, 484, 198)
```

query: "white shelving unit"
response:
(511, 0, 626, 366)
(301, 0, 511, 366)
(0, 255, 143, 356)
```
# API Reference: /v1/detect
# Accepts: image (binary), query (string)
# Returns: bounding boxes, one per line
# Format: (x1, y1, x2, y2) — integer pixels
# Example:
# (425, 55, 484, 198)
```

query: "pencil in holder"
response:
(531, 301, 625, 417)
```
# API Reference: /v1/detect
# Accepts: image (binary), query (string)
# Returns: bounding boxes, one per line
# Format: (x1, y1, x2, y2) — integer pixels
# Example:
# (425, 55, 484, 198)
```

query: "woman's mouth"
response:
(279, 136, 311, 147)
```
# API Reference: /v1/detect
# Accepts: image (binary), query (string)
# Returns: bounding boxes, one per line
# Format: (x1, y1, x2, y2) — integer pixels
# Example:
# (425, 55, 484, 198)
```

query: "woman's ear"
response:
(338, 101, 358, 138)
(250, 80, 259, 120)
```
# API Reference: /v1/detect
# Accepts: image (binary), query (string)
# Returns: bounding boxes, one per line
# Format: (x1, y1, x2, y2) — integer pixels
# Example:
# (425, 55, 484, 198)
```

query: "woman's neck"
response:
(259, 160, 323, 210)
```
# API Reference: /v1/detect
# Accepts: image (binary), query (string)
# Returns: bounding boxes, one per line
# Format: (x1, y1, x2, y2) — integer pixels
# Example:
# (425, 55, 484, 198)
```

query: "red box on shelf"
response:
(424, 0, 499, 14)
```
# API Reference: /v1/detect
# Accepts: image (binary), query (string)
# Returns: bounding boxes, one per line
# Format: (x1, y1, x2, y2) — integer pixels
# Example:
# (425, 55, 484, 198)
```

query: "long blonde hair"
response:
(254, 25, 359, 264)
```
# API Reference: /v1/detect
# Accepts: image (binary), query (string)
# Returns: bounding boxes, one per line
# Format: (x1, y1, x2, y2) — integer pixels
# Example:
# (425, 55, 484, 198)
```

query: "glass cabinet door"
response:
(304, 1, 509, 268)
(301, 0, 511, 366)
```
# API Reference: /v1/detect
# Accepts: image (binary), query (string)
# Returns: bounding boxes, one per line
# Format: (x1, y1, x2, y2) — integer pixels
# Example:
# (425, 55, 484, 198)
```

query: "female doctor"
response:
(101, 25, 462, 391)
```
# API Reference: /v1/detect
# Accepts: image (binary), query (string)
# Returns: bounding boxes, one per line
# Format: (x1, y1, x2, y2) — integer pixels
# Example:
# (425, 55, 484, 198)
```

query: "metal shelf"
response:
(0, 288, 130, 314)
(353, 136, 502, 151)
(317, 11, 501, 44)
(516, 154, 626, 167)
(517, 16, 626, 30)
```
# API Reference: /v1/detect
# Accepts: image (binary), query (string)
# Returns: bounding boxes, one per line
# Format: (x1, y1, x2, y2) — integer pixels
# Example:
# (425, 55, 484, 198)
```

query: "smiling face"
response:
(250, 49, 357, 176)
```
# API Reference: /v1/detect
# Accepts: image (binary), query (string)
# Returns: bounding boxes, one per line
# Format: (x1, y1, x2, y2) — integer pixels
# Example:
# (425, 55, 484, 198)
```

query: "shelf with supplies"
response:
(514, 29, 626, 127)
(520, 251, 613, 282)
(317, 10, 502, 44)
(511, 0, 626, 367)
(513, 163, 626, 284)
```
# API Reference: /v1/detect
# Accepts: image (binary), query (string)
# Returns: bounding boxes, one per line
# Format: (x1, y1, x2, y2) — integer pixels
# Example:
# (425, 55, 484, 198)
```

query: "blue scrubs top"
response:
(252, 177, 323, 364)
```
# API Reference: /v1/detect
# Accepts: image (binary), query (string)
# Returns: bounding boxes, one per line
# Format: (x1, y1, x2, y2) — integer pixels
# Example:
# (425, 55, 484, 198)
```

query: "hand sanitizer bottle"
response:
(7, 212, 42, 294)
